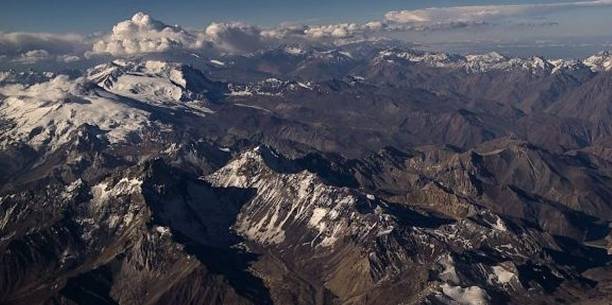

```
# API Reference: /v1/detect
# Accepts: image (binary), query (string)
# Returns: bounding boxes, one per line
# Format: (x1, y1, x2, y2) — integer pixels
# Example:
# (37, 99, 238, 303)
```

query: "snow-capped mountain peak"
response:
(87, 60, 225, 114)
(0, 75, 153, 149)
(0, 60, 226, 151)
(88, 60, 190, 104)
(583, 50, 612, 71)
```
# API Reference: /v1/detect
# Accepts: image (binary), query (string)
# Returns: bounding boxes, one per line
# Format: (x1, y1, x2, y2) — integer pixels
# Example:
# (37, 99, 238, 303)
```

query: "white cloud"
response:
(202, 22, 266, 53)
(3, 14, 392, 60)
(91, 13, 277, 55)
(0, 75, 70, 98)
(88, 7, 597, 57)
(260, 24, 308, 40)
(385, 0, 612, 26)
(92, 12, 199, 56)
(13, 49, 51, 64)
(58, 55, 81, 63)
(257, 21, 390, 44)
(87, 12, 399, 56)
(304, 22, 386, 39)
(0, 32, 87, 62)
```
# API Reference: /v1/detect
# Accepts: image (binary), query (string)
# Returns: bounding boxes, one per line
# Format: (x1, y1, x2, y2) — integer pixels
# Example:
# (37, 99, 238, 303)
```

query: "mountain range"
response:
(1, 41, 612, 305)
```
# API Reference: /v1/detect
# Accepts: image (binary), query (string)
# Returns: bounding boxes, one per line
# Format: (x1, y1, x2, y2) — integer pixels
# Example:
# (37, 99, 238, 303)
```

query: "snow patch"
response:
(234, 103, 272, 113)
(210, 59, 225, 66)
(338, 51, 353, 58)
(155, 225, 171, 235)
(438, 284, 490, 305)
(297, 81, 313, 90)
(493, 217, 508, 232)
(491, 265, 516, 284)
(376, 226, 394, 236)
(438, 254, 460, 284)
(91, 177, 143, 204)
(284, 47, 305, 55)
(309, 207, 329, 227)
(228, 89, 254, 96)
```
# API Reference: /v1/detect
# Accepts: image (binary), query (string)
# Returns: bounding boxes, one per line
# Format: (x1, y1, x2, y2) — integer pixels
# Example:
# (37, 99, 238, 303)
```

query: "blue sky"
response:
(1, 0, 612, 59)
(0, 0, 607, 33)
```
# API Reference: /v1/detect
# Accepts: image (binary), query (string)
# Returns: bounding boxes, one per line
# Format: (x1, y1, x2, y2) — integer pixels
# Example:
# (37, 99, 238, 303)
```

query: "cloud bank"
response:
(0, 32, 87, 63)
(13, 49, 51, 64)
(385, 0, 612, 26)
(89, 13, 391, 56)
(202, 22, 267, 53)
(85, 2, 612, 57)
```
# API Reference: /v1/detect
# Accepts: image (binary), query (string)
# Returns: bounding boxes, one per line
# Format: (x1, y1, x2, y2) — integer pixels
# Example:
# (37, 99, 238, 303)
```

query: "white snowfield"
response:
(88, 60, 214, 114)
(0, 60, 219, 151)
(0, 75, 152, 149)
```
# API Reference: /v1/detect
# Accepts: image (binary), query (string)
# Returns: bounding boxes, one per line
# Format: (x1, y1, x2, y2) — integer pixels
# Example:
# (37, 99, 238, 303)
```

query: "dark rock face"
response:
(1, 44, 612, 305)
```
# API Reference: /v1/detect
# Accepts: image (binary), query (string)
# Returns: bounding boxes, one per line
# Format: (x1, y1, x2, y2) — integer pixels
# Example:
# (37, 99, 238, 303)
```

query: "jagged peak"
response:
(374, 48, 596, 75)
(583, 50, 612, 71)
(88, 60, 188, 84)
(227, 77, 315, 97)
